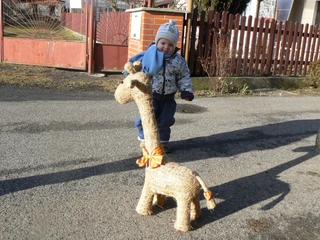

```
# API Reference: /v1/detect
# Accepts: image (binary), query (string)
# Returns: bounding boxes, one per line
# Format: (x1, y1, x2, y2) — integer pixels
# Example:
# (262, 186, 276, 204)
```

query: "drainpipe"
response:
(274, 0, 278, 20)
(0, 0, 3, 62)
(184, 0, 193, 62)
(256, 0, 263, 18)
(88, 0, 95, 74)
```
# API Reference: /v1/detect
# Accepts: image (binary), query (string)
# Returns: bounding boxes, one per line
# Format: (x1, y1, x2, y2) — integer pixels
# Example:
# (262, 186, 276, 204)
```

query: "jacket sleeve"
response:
(176, 57, 194, 94)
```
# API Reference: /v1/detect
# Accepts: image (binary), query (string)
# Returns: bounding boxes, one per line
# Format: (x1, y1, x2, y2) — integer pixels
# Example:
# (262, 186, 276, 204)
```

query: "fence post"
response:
(0, 0, 3, 62)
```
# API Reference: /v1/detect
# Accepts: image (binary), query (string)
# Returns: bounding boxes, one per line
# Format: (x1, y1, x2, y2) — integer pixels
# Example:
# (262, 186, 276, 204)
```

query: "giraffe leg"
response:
(174, 199, 192, 232)
(152, 194, 167, 207)
(190, 195, 201, 220)
(136, 184, 154, 215)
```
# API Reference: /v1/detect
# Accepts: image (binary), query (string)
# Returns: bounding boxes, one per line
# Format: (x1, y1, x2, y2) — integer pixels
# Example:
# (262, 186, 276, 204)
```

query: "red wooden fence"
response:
(188, 10, 320, 77)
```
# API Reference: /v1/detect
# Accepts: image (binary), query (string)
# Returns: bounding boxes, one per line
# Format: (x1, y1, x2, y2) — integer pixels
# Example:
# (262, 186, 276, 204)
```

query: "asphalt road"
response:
(1, 85, 320, 240)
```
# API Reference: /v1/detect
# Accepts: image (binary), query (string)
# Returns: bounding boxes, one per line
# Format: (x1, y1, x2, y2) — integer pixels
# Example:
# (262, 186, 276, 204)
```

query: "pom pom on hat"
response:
(155, 20, 179, 47)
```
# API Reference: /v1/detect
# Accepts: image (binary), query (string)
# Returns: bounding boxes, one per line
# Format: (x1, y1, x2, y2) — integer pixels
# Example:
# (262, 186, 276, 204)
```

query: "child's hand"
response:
(181, 91, 194, 101)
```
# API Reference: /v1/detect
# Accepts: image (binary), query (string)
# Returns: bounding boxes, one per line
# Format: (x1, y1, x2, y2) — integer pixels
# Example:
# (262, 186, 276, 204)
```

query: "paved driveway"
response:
(0, 86, 320, 239)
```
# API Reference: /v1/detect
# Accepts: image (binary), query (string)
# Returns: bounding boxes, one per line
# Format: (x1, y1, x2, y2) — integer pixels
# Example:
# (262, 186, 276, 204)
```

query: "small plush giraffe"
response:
(114, 61, 216, 232)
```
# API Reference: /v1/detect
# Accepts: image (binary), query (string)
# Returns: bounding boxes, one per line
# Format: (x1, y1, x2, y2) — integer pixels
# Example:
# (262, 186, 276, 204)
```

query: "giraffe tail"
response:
(195, 174, 216, 210)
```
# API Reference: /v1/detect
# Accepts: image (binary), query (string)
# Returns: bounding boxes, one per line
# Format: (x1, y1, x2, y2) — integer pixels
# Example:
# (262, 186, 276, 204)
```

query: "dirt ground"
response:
(1, 62, 319, 97)
(0, 63, 123, 92)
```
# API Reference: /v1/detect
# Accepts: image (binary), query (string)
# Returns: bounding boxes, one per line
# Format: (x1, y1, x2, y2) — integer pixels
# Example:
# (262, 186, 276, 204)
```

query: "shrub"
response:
(198, 42, 248, 95)
(305, 59, 320, 88)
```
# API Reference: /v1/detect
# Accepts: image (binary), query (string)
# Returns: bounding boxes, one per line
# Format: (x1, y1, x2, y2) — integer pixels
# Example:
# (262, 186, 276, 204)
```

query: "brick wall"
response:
(127, 8, 186, 59)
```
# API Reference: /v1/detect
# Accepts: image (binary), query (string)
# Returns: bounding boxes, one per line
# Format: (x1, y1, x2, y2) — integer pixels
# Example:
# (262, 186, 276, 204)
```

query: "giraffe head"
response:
(115, 61, 153, 104)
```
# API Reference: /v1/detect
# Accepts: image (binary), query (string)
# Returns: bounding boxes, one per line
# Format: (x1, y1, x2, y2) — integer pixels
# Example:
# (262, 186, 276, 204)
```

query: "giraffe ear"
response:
(133, 61, 142, 72)
(124, 62, 135, 74)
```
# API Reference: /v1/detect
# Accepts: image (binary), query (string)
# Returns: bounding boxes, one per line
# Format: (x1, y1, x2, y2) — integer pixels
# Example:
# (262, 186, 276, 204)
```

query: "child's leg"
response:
(134, 117, 145, 141)
(153, 99, 176, 142)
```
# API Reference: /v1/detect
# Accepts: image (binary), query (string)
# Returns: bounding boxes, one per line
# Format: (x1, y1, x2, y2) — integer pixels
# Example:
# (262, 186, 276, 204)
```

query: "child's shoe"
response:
(161, 142, 171, 154)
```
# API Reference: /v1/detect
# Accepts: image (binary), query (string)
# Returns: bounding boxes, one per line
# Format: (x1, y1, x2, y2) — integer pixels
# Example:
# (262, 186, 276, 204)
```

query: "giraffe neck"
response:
(136, 96, 162, 153)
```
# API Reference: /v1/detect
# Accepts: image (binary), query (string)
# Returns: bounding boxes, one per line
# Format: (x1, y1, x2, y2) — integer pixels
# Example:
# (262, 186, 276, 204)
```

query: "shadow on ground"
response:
(1, 119, 319, 228)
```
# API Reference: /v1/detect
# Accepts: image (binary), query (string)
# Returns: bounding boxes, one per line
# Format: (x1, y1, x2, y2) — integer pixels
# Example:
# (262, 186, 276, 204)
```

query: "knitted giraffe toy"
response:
(114, 61, 216, 232)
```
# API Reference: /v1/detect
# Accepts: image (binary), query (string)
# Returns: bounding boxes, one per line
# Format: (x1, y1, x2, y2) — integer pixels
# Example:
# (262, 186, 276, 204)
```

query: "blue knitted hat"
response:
(155, 20, 179, 47)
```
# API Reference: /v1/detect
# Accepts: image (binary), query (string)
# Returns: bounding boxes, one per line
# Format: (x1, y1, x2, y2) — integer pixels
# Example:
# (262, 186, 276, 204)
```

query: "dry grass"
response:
(0, 63, 122, 92)
(1, 63, 319, 96)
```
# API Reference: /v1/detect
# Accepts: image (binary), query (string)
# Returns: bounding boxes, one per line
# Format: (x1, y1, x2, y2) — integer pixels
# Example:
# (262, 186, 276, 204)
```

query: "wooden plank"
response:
(265, 18, 276, 75)
(226, 12, 233, 50)
(230, 14, 240, 75)
(218, 11, 230, 76)
(303, 25, 313, 75)
(288, 23, 299, 75)
(220, 11, 228, 44)
(188, 8, 198, 73)
(294, 24, 303, 76)
(279, 21, 289, 75)
(260, 19, 269, 74)
(313, 25, 320, 62)
(209, 11, 219, 75)
(230, 14, 239, 74)
(249, 17, 258, 75)
(195, 10, 206, 74)
(309, 24, 318, 63)
(254, 18, 264, 74)
(242, 15, 252, 75)
(204, 11, 214, 60)
(210, 10, 221, 76)
(236, 15, 246, 75)
(284, 22, 294, 75)
(273, 21, 282, 75)
(298, 24, 309, 75)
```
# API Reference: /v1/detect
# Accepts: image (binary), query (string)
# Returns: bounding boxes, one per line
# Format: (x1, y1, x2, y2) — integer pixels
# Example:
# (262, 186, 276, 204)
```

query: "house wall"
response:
(245, 0, 320, 25)
(288, 0, 303, 23)
(300, 0, 318, 25)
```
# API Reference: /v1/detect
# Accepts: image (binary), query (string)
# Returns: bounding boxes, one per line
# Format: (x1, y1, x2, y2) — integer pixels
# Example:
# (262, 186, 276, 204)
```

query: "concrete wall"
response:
(300, 0, 318, 25)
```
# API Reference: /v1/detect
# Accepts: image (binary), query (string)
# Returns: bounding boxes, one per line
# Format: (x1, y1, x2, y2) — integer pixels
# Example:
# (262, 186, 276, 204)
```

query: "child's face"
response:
(156, 38, 175, 55)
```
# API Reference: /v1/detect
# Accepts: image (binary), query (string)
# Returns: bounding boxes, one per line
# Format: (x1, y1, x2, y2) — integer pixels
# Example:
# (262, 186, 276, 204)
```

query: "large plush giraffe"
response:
(114, 61, 216, 232)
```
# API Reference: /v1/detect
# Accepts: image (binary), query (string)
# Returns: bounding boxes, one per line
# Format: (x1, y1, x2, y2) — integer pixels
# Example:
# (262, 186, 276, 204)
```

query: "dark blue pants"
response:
(135, 98, 176, 142)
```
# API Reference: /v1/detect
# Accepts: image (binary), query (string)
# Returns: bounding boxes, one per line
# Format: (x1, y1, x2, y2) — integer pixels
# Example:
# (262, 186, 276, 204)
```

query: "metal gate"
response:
(1, 0, 132, 72)
(93, 11, 129, 72)
(0, 0, 90, 70)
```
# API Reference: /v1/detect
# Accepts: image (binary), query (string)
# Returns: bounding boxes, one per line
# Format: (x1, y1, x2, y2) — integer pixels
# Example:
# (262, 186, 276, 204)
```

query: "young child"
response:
(127, 20, 194, 153)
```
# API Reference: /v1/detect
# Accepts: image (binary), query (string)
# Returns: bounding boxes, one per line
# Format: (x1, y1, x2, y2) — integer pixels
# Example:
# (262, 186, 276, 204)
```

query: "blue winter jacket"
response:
(128, 43, 194, 101)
